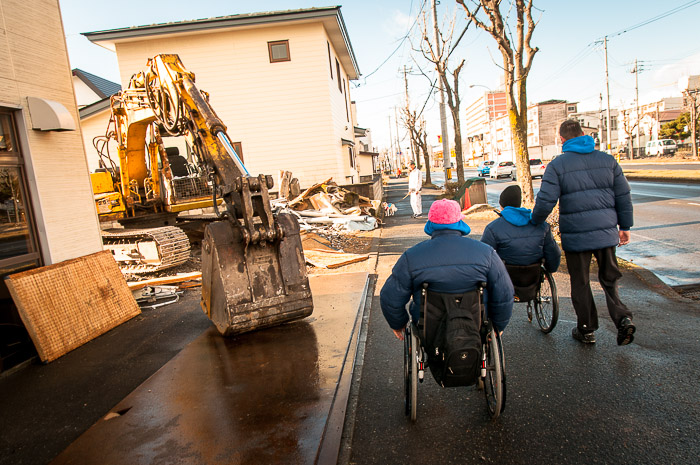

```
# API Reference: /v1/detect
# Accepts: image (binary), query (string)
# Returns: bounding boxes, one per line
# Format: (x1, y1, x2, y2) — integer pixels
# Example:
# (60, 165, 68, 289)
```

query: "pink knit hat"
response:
(427, 199, 462, 224)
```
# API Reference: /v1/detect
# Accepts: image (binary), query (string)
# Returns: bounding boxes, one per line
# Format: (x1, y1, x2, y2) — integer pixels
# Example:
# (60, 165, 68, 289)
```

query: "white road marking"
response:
(689, 202, 700, 206)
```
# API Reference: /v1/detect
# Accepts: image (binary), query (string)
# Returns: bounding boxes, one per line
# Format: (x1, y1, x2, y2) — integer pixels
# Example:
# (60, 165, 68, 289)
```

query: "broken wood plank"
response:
(5, 250, 140, 363)
(288, 178, 333, 207)
(303, 250, 369, 269)
(127, 272, 203, 290)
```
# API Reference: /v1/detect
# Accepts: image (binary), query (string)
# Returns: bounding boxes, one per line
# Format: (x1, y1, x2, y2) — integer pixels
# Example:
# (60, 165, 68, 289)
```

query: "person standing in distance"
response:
(530, 119, 636, 346)
(408, 160, 423, 218)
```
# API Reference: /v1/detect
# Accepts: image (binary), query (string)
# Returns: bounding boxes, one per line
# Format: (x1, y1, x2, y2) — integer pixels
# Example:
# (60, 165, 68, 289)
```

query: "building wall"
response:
(113, 22, 356, 189)
(0, 0, 102, 265)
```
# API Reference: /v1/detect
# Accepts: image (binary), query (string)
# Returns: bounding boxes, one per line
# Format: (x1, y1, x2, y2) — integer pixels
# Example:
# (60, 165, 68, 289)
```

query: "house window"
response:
(327, 42, 333, 79)
(232, 142, 244, 163)
(336, 59, 342, 92)
(268, 40, 290, 63)
(348, 147, 355, 168)
(567, 105, 576, 112)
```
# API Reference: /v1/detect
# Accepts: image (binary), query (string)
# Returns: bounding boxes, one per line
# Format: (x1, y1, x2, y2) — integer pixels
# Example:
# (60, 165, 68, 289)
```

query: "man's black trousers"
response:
(564, 246, 633, 333)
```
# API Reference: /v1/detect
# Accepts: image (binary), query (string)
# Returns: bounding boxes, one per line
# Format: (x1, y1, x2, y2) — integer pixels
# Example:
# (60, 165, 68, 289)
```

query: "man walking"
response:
(407, 160, 422, 218)
(531, 119, 636, 346)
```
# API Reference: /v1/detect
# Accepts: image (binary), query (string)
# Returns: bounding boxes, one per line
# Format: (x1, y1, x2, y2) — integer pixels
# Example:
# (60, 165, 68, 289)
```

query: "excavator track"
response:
(102, 226, 191, 274)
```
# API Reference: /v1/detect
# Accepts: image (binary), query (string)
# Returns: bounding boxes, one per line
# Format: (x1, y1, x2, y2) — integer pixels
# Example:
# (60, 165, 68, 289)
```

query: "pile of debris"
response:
(273, 175, 380, 233)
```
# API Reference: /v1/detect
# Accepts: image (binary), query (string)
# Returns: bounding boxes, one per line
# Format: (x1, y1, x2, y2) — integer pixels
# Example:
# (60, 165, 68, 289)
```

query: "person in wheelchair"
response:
(481, 185, 561, 273)
(380, 198, 514, 340)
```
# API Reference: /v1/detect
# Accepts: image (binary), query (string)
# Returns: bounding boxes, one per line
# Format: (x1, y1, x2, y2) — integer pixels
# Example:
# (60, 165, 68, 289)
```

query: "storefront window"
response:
(0, 167, 32, 260)
(0, 109, 40, 372)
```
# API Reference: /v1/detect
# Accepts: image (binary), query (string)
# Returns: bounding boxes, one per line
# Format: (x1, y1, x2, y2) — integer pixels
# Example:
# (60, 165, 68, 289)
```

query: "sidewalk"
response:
(343, 176, 700, 465)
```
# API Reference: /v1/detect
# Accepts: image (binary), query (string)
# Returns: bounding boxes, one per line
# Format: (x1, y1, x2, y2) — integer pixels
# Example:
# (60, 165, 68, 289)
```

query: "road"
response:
(348, 179, 700, 465)
(430, 169, 700, 287)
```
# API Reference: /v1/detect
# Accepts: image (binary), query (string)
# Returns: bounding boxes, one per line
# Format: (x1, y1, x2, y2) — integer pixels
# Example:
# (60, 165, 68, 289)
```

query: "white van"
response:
(645, 139, 677, 156)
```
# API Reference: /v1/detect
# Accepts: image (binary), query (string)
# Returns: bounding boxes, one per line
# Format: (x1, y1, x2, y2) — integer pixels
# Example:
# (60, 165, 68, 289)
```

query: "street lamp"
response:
(470, 84, 495, 162)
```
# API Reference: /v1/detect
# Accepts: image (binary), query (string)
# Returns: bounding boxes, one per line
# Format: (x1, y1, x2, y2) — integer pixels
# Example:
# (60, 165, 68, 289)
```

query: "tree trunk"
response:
(508, 74, 534, 207)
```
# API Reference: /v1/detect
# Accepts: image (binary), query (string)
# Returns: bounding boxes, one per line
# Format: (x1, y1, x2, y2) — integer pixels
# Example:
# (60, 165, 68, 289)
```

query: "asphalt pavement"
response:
(345, 177, 700, 465)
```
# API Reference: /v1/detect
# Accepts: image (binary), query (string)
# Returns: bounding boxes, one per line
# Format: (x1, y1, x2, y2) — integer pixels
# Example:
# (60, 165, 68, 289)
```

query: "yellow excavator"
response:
(90, 54, 313, 335)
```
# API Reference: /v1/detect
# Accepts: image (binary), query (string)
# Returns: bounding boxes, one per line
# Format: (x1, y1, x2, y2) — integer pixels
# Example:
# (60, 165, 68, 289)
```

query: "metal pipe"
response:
(215, 131, 249, 176)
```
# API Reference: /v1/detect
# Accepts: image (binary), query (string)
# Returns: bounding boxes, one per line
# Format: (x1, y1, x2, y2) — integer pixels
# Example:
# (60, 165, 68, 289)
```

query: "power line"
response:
(599, 0, 700, 40)
(356, 0, 427, 83)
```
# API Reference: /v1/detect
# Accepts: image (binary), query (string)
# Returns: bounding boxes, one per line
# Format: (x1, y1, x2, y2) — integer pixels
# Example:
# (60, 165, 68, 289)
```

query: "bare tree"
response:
(457, 0, 539, 206)
(417, 11, 467, 185)
(401, 106, 433, 185)
(620, 108, 638, 160)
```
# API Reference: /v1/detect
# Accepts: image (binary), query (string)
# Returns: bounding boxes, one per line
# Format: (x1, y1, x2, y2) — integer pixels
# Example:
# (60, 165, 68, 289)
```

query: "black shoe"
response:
(617, 317, 636, 346)
(572, 327, 596, 344)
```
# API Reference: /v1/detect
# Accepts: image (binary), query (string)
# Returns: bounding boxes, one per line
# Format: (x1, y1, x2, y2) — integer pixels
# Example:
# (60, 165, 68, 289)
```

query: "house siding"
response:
(0, 0, 103, 265)
(112, 21, 356, 189)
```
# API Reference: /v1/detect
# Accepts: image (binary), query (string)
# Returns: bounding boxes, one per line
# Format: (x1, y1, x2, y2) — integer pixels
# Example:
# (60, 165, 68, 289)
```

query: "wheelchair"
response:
(403, 282, 506, 422)
(504, 260, 559, 333)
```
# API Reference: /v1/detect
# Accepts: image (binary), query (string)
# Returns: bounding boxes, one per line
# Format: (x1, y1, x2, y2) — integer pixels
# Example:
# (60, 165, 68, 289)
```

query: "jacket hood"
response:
(424, 220, 471, 236)
(501, 206, 532, 226)
(562, 135, 595, 154)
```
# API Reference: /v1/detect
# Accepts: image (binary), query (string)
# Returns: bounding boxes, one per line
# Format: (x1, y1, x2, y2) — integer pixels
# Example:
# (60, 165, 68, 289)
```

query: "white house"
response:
(83, 7, 362, 188)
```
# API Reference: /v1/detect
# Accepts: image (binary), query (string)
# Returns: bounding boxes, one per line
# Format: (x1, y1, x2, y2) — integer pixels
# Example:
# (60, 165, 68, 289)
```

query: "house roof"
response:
(78, 97, 111, 120)
(658, 109, 681, 122)
(82, 6, 360, 79)
(72, 69, 121, 98)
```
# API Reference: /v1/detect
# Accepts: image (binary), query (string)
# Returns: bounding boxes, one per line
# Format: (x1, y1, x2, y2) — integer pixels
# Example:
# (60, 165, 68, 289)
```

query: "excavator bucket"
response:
(201, 213, 313, 336)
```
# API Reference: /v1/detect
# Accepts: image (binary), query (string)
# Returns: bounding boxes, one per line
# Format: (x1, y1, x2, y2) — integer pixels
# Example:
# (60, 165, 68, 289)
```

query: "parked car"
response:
(510, 159, 546, 181)
(645, 139, 677, 156)
(477, 160, 494, 177)
(489, 161, 514, 179)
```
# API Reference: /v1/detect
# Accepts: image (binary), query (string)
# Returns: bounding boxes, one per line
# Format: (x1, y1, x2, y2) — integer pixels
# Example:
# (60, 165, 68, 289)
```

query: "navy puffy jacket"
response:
(531, 136, 633, 252)
(482, 207, 561, 273)
(380, 229, 514, 332)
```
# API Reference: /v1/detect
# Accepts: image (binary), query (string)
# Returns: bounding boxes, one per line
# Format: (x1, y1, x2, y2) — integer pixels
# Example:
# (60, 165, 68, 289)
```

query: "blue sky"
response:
(60, 0, 700, 151)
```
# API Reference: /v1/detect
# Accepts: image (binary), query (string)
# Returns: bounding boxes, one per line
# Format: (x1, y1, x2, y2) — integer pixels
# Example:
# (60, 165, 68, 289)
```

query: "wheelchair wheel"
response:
(403, 327, 418, 421)
(534, 269, 559, 333)
(483, 329, 506, 418)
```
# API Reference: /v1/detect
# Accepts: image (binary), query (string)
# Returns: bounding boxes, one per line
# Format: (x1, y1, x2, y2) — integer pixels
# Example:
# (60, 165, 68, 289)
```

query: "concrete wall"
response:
(0, 0, 103, 265)
(112, 22, 357, 189)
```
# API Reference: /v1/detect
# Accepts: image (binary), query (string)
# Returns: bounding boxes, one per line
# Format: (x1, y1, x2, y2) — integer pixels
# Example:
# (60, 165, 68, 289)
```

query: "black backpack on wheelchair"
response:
(419, 284, 484, 388)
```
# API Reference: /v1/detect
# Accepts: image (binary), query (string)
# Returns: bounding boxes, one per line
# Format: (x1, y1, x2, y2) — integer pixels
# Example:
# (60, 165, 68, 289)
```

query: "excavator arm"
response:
(123, 54, 313, 335)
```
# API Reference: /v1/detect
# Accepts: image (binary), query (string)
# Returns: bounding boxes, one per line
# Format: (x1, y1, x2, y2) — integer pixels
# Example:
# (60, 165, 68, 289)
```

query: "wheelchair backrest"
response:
(504, 261, 542, 303)
(418, 283, 486, 387)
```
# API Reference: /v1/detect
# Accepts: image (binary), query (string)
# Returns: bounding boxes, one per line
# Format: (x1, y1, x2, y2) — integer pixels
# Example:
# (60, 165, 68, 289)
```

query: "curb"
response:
(624, 175, 700, 184)
(616, 257, 688, 301)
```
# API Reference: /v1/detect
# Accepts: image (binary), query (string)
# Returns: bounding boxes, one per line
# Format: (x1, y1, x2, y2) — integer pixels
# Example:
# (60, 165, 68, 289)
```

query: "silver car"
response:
(510, 159, 546, 180)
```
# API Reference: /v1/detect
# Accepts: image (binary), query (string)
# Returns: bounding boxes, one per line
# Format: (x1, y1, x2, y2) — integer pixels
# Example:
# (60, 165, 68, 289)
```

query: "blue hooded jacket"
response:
(481, 206, 561, 273)
(380, 227, 514, 333)
(531, 135, 633, 252)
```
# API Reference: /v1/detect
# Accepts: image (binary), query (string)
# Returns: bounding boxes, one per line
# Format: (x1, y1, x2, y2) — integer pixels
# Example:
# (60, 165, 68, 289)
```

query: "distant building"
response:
(617, 97, 682, 150)
(464, 90, 507, 163)
(570, 109, 619, 150)
(483, 99, 579, 162)
(83, 6, 363, 188)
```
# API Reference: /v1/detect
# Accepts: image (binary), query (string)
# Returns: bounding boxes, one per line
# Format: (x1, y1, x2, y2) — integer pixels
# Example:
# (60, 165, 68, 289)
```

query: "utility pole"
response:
(604, 36, 612, 151)
(388, 115, 395, 171)
(634, 58, 640, 159)
(394, 106, 401, 166)
(432, 0, 451, 181)
(403, 65, 418, 167)
(599, 93, 604, 149)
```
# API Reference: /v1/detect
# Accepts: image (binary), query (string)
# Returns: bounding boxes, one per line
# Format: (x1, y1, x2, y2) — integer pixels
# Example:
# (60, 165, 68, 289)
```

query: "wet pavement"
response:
(50, 272, 369, 465)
